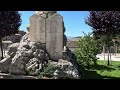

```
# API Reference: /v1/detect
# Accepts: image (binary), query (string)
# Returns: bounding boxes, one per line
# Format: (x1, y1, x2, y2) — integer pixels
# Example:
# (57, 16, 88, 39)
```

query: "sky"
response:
(19, 11, 92, 37)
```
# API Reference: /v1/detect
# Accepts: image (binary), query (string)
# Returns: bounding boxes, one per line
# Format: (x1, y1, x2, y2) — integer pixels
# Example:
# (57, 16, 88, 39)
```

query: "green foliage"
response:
(38, 63, 58, 78)
(38, 63, 73, 79)
(85, 11, 120, 35)
(84, 60, 120, 79)
(94, 35, 114, 53)
(0, 11, 21, 37)
(0, 11, 21, 60)
(85, 11, 120, 65)
(75, 33, 100, 68)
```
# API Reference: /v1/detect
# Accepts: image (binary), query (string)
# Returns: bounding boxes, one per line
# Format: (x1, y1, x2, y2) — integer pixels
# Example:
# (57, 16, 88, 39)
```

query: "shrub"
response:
(75, 33, 100, 68)
(38, 63, 57, 78)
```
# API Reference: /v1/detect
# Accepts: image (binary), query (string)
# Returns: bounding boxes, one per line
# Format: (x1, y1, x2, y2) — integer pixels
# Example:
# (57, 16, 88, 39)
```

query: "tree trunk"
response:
(115, 44, 117, 56)
(103, 44, 105, 64)
(107, 48, 110, 65)
(116, 45, 117, 56)
(110, 46, 112, 65)
(113, 42, 115, 55)
(107, 35, 110, 66)
(0, 37, 3, 60)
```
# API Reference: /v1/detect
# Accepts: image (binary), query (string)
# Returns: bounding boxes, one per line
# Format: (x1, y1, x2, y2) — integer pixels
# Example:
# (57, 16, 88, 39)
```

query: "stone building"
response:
(67, 37, 80, 53)
(2, 30, 26, 50)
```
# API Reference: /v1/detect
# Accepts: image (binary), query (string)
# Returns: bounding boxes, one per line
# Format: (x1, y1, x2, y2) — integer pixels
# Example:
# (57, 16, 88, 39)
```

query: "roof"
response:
(67, 37, 79, 48)
(67, 41, 78, 48)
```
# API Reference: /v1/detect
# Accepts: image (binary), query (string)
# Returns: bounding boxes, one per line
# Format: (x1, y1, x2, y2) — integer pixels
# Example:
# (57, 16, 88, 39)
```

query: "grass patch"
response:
(84, 60, 120, 79)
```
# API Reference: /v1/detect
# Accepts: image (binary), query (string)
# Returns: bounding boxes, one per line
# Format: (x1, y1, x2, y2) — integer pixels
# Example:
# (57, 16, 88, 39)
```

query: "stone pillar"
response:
(46, 13, 64, 60)
(29, 14, 46, 49)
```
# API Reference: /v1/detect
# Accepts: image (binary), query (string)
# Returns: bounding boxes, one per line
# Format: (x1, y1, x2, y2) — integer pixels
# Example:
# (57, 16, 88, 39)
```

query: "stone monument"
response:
(0, 11, 83, 79)
(29, 11, 65, 60)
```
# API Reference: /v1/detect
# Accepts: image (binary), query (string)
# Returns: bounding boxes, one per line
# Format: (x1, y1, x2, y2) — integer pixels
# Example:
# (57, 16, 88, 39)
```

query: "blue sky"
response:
(19, 11, 92, 37)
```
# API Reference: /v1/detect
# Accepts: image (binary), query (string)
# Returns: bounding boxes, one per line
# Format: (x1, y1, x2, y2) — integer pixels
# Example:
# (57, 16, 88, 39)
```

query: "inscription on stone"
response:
(49, 33, 57, 58)
(39, 20, 45, 43)
(46, 13, 63, 60)
(33, 20, 38, 40)
(29, 12, 64, 60)
(29, 14, 45, 43)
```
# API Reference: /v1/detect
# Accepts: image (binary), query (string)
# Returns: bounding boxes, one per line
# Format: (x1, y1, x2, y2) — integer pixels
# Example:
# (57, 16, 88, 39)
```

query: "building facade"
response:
(67, 37, 79, 53)
(2, 30, 26, 50)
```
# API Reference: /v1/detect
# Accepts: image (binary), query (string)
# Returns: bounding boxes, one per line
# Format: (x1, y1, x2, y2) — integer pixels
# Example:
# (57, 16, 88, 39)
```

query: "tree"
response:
(93, 34, 113, 62)
(0, 11, 21, 60)
(86, 11, 120, 65)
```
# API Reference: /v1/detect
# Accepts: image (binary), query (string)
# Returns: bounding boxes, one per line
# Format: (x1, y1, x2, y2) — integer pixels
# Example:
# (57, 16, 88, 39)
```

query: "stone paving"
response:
(96, 53, 120, 61)
(1, 51, 120, 62)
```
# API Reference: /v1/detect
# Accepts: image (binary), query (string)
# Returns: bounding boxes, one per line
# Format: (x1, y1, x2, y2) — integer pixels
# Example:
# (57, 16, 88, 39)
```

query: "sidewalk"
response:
(96, 53, 120, 61)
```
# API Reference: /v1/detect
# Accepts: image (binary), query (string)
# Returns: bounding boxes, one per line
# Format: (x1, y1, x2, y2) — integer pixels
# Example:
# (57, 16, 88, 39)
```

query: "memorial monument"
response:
(29, 11, 66, 60)
(0, 11, 82, 79)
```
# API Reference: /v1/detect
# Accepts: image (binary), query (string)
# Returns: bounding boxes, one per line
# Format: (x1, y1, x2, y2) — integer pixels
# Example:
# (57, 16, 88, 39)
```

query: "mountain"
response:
(75, 36, 81, 38)
(67, 36, 81, 40)
(67, 36, 75, 40)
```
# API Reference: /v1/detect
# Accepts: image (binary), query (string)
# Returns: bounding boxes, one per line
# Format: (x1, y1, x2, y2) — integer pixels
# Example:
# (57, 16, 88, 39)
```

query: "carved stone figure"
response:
(35, 11, 57, 18)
